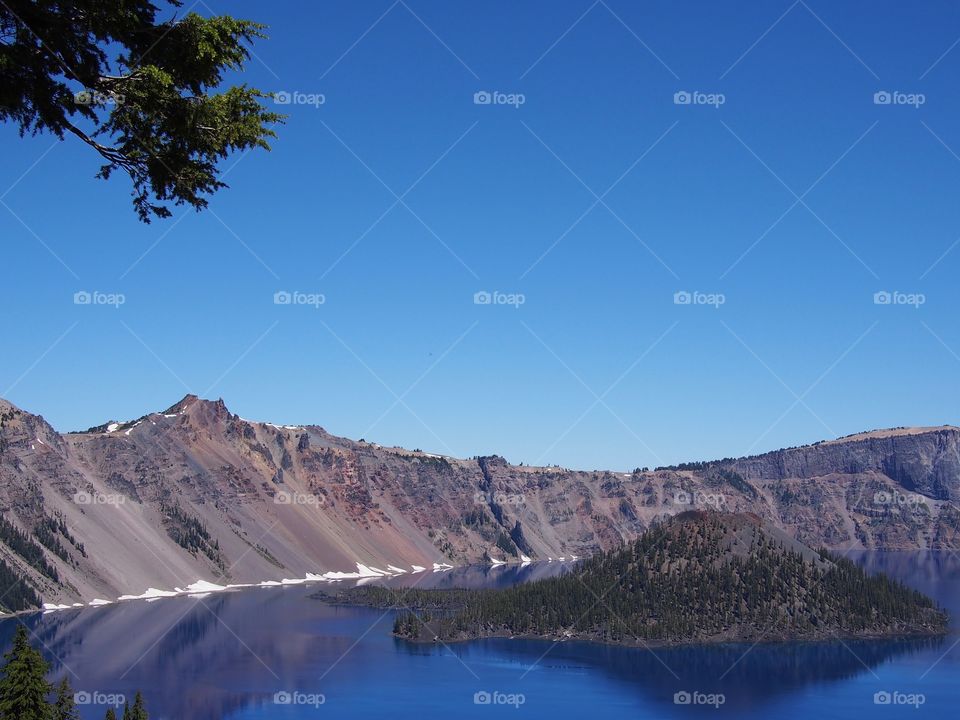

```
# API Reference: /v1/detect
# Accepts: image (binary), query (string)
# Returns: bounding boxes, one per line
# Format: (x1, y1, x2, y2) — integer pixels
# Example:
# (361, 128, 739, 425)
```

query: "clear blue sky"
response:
(3, 0, 960, 470)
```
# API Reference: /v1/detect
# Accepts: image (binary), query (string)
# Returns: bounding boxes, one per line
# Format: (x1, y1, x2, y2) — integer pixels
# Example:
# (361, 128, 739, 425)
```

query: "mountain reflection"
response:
(0, 555, 953, 719)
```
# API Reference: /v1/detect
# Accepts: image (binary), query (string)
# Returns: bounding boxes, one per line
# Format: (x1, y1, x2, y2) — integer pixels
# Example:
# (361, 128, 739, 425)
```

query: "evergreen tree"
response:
(129, 691, 148, 720)
(53, 677, 79, 720)
(0, 625, 53, 720)
(0, 1, 283, 222)
(0, 631, 153, 720)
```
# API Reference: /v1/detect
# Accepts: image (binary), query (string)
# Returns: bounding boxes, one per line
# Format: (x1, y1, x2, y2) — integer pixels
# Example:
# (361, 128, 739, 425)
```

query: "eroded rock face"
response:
(0, 395, 958, 607)
(727, 429, 960, 500)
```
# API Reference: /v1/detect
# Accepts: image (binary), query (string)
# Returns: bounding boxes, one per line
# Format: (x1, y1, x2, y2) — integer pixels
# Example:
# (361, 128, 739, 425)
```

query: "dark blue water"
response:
(1, 554, 957, 719)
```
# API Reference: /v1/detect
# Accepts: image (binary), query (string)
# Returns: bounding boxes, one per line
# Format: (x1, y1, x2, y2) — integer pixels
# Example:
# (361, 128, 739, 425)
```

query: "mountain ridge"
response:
(1, 394, 959, 610)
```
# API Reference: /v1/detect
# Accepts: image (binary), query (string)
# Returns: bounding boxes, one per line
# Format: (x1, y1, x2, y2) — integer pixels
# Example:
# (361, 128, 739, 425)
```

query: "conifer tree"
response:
(53, 677, 79, 720)
(0, 625, 53, 720)
(129, 691, 148, 720)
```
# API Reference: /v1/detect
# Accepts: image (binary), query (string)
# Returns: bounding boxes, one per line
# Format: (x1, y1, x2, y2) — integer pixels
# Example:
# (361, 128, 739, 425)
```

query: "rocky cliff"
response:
(0, 395, 957, 610)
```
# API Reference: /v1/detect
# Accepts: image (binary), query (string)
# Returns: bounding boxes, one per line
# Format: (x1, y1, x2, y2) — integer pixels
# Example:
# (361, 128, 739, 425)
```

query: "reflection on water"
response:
(453, 635, 943, 714)
(0, 554, 957, 719)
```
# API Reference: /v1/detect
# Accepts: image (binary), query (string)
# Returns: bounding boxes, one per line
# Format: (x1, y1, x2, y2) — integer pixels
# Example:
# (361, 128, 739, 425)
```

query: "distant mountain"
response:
(1, 394, 958, 610)
(384, 511, 949, 645)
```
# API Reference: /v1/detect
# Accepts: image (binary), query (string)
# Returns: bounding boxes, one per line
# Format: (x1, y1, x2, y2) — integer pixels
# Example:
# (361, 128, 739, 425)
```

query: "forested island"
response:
(318, 512, 948, 647)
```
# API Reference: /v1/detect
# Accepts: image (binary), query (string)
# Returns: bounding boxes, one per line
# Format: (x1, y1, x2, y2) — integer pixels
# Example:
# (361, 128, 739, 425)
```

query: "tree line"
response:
(350, 514, 949, 645)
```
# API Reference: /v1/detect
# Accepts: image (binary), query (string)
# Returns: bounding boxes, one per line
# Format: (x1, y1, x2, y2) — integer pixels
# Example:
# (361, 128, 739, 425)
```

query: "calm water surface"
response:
(1, 554, 957, 719)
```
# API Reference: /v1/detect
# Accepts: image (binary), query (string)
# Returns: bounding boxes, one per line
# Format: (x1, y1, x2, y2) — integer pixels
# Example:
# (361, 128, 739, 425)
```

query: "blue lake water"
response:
(1, 553, 957, 719)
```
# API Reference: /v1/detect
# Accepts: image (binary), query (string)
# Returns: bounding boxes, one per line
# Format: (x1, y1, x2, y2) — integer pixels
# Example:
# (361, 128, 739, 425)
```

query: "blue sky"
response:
(3, 0, 960, 470)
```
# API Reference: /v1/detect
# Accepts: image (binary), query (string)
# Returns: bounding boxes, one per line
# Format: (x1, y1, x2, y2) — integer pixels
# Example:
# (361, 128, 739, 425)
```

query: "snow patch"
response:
(355, 563, 385, 577)
(117, 587, 178, 601)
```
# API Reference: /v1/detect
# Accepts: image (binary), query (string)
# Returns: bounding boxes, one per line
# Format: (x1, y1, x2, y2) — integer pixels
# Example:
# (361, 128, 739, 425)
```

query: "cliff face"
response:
(0, 395, 958, 608)
(728, 429, 960, 500)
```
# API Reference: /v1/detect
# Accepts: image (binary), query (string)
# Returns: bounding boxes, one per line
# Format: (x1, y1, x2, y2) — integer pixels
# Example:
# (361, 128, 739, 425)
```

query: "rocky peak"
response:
(162, 394, 200, 415)
(162, 394, 232, 423)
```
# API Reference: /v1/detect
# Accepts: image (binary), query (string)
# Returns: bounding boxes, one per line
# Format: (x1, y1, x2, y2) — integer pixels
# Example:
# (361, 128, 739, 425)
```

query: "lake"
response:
(1, 553, 957, 719)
